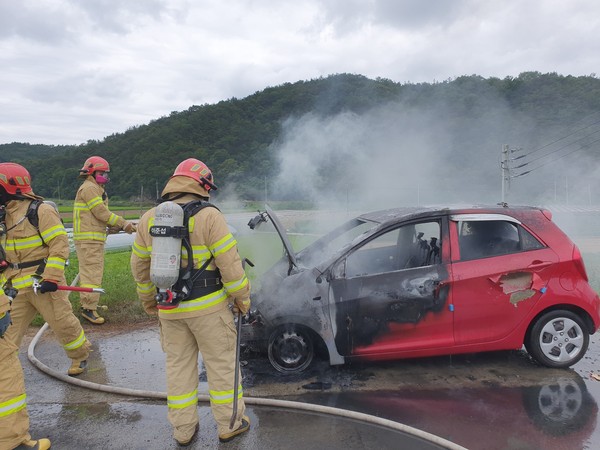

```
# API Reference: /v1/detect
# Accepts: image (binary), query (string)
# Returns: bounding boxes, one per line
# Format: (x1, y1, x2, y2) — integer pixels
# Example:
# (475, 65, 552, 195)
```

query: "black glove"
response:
(39, 280, 58, 293)
(0, 311, 11, 338)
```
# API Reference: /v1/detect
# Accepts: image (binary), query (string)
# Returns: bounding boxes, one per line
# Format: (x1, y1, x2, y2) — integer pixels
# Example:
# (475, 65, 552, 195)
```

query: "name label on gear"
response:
(150, 225, 187, 239)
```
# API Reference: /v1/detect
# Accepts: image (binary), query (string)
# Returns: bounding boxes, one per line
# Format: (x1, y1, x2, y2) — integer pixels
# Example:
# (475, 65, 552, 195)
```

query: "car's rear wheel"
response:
(526, 310, 589, 368)
(267, 325, 314, 373)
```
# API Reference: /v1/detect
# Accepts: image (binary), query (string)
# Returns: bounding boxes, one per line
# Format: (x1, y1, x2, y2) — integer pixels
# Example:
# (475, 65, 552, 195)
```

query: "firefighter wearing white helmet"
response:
(1, 162, 92, 450)
(131, 158, 251, 446)
(73, 156, 136, 324)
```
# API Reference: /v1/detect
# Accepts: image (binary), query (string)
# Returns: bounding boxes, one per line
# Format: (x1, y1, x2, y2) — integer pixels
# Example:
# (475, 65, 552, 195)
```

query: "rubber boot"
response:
(68, 359, 87, 376)
(176, 423, 199, 447)
(13, 438, 51, 449)
(82, 308, 105, 325)
(219, 416, 250, 443)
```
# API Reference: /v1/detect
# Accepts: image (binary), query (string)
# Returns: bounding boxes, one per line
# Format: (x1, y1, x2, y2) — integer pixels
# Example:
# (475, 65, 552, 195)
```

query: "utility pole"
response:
(500, 144, 526, 203)
(501, 144, 510, 202)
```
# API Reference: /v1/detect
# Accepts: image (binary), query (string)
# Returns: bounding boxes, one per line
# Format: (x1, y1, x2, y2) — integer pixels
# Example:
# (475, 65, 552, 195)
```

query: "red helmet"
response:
(0, 162, 33, 195)
(172, 158, 217, 192)
(79, 156, 110, 175)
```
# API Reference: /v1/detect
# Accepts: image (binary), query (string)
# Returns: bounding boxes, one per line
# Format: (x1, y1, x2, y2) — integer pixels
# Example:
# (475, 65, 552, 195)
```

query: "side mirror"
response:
(248, 211, 268, 230)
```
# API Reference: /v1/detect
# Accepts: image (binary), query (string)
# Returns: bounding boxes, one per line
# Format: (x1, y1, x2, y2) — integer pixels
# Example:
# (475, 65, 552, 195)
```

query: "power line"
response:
(522, 127, 600, 165)
(521, 112, 600, 158)
(513, 136, 600, 177)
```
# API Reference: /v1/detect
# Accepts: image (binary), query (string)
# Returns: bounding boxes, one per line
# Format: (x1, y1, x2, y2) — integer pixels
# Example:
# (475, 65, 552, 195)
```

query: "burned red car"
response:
(243, 205, 600, 373)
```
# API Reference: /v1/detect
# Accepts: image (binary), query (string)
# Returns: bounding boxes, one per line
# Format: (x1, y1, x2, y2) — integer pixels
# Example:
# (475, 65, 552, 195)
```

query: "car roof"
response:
(358, 204, 546, 225)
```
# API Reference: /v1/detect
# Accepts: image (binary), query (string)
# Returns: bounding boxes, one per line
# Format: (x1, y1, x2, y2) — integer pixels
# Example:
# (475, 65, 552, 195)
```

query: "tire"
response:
(267, 325, 314, 373)
(526, 310, 589, 368)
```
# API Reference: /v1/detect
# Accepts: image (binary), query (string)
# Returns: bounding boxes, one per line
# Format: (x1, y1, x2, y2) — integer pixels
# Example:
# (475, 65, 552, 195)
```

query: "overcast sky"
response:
(1, 0, 599, 146)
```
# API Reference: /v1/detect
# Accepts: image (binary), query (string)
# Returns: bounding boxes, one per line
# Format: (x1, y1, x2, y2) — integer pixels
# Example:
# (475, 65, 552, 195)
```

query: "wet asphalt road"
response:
(18, 322, 600, 450)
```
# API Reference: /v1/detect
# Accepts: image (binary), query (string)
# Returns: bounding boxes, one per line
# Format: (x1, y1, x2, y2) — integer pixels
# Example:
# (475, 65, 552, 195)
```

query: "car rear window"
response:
(458, 220, 543, 260)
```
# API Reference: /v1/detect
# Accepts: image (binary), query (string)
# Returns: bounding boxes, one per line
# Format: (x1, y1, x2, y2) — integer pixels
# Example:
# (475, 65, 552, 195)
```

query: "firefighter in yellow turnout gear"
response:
(0, 163, 90, 376)
(0, 336, 52, 449)
(73, 156, 136, 324)
(131, 159, 251, 445)
(1, 295, 51, 450)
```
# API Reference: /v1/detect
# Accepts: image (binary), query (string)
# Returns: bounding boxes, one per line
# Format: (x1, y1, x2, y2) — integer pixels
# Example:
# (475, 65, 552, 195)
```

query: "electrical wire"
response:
(519, 112, 600, 158)
(513, 135, 600, 177)
(520, 127, 600, 165)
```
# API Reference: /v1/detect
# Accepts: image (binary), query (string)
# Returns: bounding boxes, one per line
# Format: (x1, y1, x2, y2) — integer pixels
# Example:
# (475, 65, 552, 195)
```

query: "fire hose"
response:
(25, 276, 467, 450)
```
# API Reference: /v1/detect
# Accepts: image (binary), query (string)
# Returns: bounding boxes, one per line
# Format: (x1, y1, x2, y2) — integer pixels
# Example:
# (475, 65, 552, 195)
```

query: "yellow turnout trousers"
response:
(159, 308, 246, 443)
(74, 241, 105, 311)
(0, 338, 31, 450)
(4, 290, 90, 362)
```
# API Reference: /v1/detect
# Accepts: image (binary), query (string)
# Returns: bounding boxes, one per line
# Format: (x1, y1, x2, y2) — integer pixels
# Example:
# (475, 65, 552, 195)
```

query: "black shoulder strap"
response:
(178, 200, 219, 279)
(182, 199, 219, 221)
(170, 200, 221, 300)
(25, 199, 48, 246)
(26, 199, 43, 229)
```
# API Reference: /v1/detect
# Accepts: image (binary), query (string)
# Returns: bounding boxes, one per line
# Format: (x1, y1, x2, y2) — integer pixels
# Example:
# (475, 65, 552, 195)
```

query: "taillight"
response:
(572, 245, 589, 282)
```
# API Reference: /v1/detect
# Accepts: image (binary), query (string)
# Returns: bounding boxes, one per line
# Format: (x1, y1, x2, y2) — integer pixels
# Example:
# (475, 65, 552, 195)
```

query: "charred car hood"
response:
(262, 204, 298, 269)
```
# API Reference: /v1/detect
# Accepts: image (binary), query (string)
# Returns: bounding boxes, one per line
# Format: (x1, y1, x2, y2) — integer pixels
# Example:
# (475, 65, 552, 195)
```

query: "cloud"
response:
(1, 0, 600, 144)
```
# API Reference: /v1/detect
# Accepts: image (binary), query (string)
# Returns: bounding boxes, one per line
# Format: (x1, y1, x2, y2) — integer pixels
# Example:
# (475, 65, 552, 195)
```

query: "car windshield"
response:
(297, 217, 378, 266)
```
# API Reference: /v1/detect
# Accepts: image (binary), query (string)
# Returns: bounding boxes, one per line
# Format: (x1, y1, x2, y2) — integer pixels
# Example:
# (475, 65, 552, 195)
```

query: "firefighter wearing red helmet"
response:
(73, 156, 136, 324)
(131, 158, 251, 445)
(0, 163, 91, 450)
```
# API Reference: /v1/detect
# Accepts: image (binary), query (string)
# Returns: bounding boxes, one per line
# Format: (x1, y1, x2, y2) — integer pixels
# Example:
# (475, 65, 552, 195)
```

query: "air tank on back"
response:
(150, 201, 184, 292)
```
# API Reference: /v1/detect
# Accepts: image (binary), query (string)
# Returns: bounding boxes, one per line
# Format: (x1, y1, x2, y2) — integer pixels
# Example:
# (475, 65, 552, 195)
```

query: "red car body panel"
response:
(343, 208, 600, 363)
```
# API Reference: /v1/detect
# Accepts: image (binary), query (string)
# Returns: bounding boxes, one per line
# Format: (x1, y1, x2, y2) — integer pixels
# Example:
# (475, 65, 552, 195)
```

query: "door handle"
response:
(527, 260, 551, 269)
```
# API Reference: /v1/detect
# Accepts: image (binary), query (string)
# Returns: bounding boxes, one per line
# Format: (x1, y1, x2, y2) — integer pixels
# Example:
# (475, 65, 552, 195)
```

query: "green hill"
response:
(3, 72, 600, 206)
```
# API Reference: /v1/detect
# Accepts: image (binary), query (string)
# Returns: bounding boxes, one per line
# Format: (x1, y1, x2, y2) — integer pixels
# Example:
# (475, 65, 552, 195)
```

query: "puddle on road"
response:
(290, 375, 598, 450)
(33, 325, 209, 393)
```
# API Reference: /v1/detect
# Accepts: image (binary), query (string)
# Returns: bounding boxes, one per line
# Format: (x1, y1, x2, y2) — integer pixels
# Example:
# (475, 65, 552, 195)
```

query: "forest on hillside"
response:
(2, 72, 600, 209)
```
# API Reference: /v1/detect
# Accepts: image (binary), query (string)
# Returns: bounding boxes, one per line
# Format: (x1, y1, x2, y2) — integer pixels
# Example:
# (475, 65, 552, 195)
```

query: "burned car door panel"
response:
(329, 220, 453, 356)
(330, 267, 452, 356)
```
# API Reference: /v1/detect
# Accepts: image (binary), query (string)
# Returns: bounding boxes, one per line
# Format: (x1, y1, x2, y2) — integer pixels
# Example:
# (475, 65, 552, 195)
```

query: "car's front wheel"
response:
(267, 325, 314, 373)
(526, 310, 589, 368)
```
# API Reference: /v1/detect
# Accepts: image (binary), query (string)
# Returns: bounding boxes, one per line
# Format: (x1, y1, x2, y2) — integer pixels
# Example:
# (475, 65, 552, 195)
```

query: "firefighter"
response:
(0, 162, 90, 378)
(130, 158, 251, 445)
(1, 299, 51, 450)
(73, 156, 136, 324)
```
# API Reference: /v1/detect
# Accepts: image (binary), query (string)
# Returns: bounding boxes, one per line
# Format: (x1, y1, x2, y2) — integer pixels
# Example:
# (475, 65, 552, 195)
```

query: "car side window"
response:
(345, 221, 441, 277)
(459, 220, 524, 260)
(520, 226, 545, 251)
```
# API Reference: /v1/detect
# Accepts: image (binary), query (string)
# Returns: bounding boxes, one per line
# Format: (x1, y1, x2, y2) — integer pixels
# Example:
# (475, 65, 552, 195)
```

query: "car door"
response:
(449, 214, 559, 345)
(328, 218, 453, 358)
